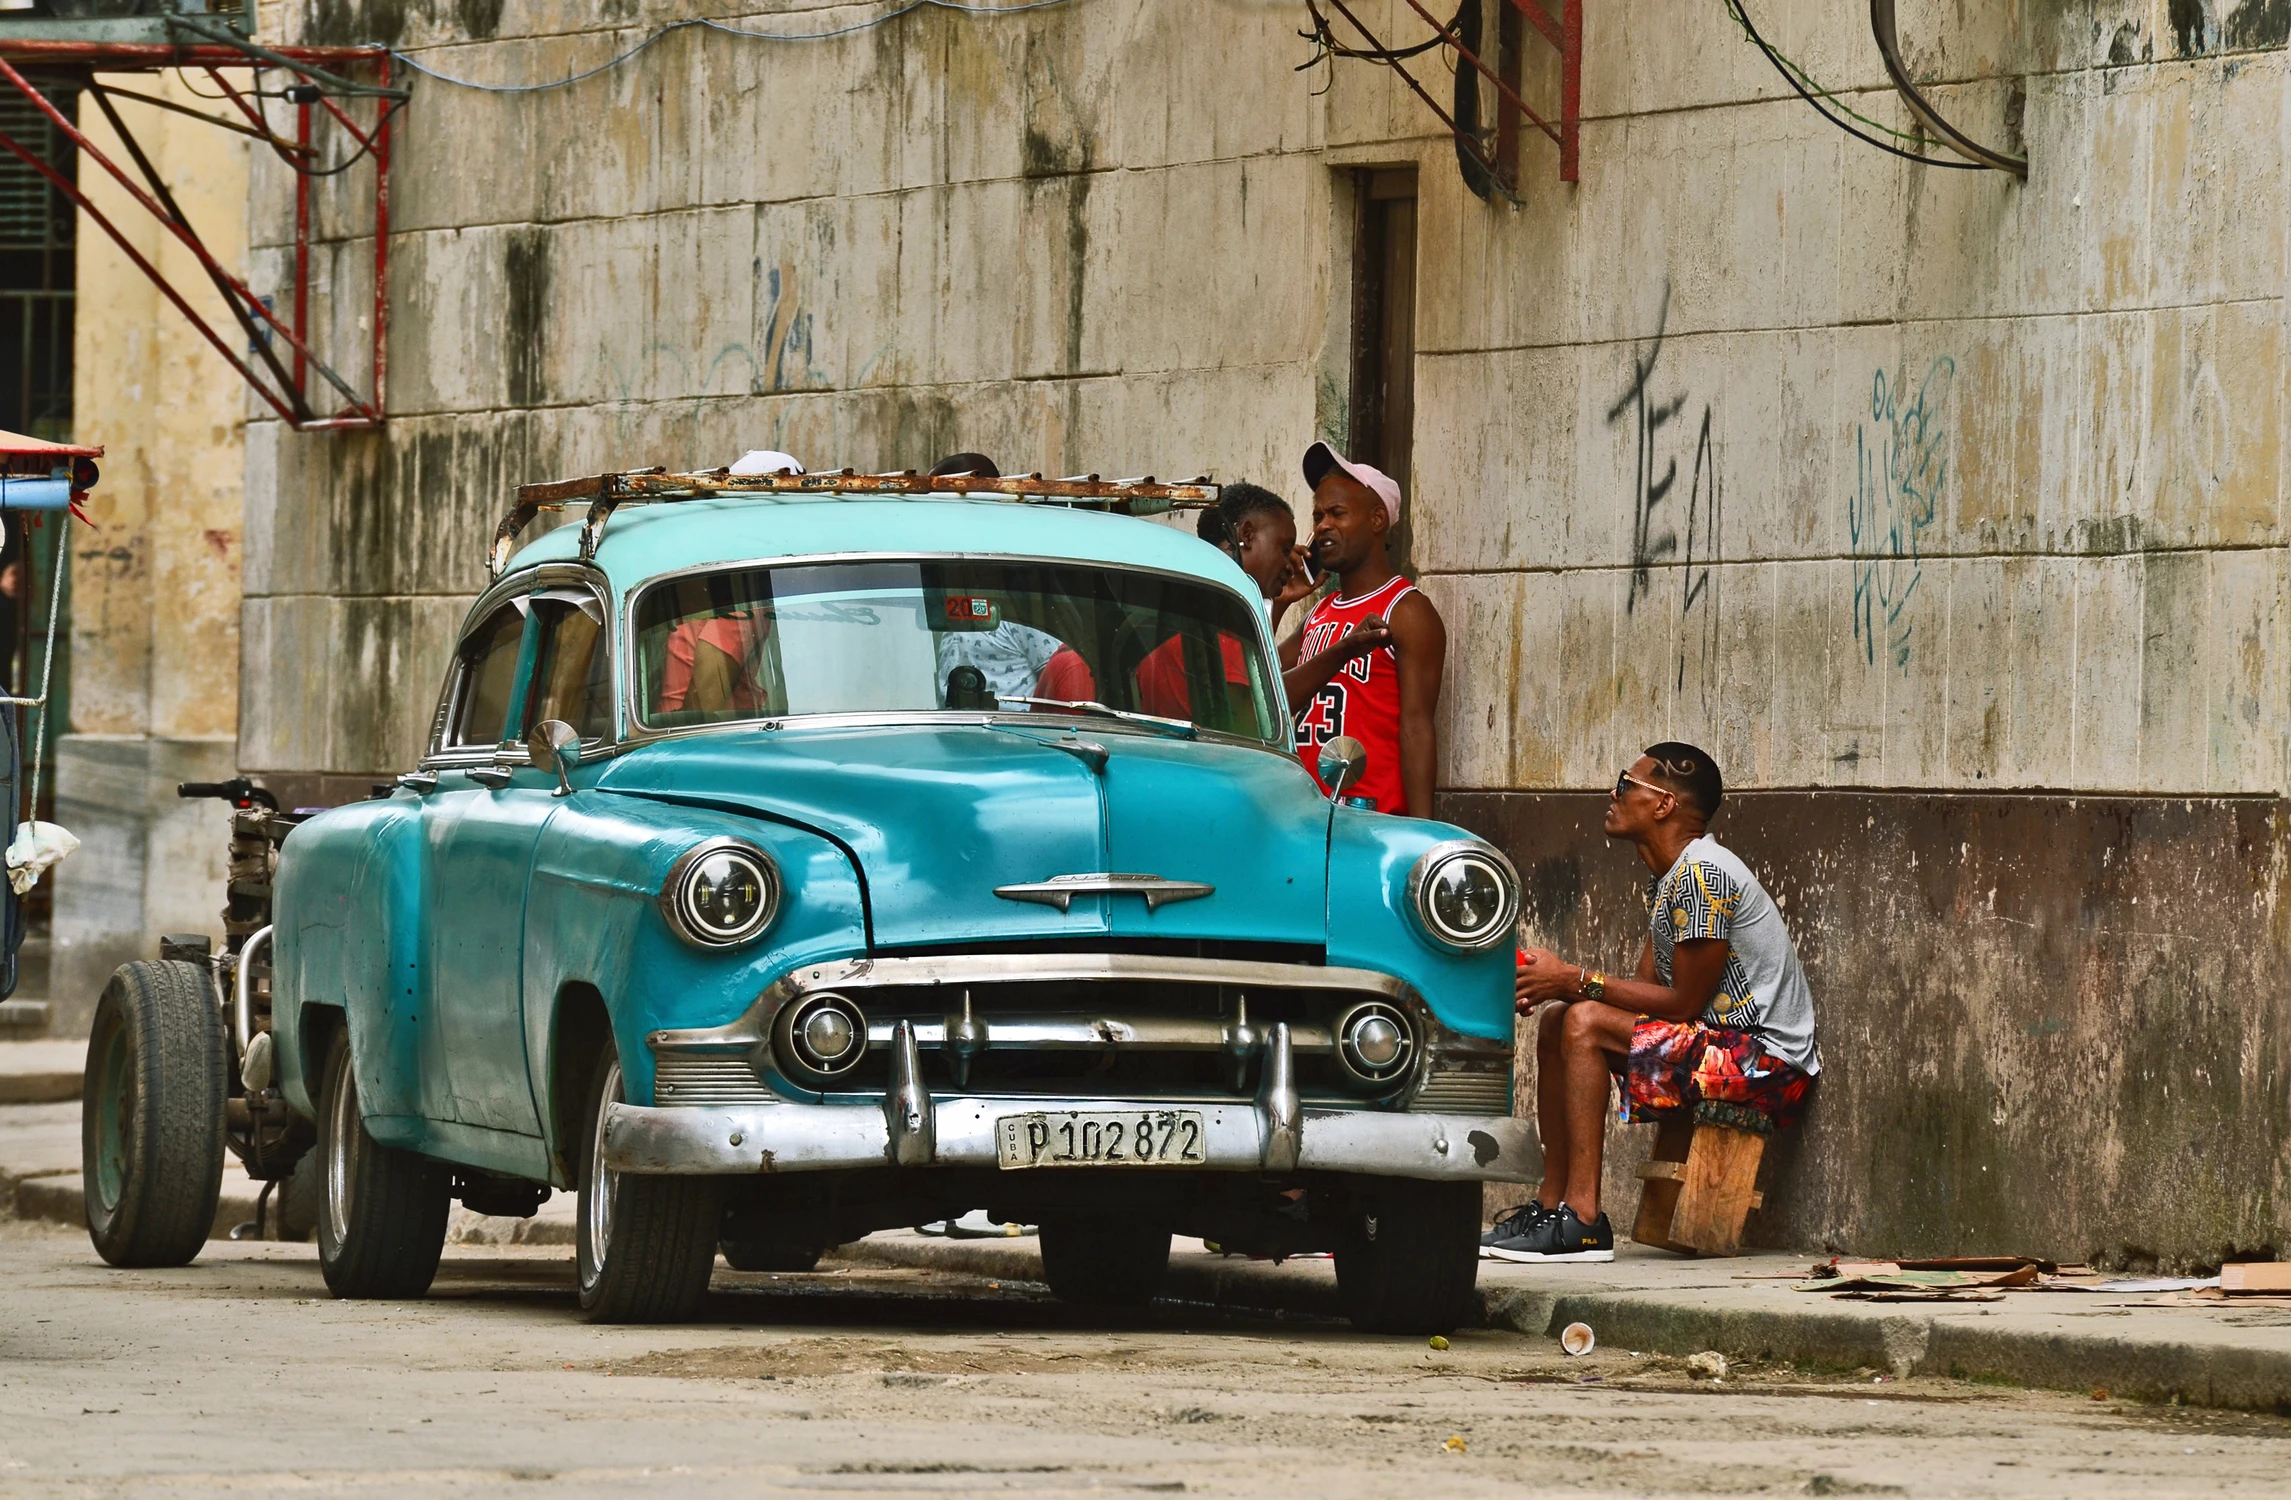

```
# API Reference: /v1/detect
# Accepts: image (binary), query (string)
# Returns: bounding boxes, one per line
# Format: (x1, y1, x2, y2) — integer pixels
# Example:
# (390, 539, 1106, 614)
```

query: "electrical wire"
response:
(1721, 0, 1922, 144)
(239, 78, 408, 180)
(1724, 0, 1979, 171)
(1296, 0, 1451, 68)
(393, 0, 1079, 94)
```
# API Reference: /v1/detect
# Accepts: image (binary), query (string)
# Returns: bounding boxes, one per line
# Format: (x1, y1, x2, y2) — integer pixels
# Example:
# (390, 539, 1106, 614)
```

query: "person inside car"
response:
(1020, 482, 1302, 725)
(655, 605, 781, 718)
(927, 452, 1072, 708)
(1129, 482, 1305, 721)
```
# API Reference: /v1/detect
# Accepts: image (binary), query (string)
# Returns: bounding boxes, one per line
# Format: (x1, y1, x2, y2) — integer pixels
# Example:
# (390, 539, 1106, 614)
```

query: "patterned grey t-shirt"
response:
(1646, 835, 1820, 1074)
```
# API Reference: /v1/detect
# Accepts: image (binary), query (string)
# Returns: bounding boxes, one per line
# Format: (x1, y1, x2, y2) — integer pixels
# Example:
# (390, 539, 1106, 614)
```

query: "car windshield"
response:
(632, 559, 1281, 744)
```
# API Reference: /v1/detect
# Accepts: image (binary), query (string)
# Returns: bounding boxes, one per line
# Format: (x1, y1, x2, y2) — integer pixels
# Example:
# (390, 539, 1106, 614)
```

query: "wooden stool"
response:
(1631, 1113, 1768, 1256)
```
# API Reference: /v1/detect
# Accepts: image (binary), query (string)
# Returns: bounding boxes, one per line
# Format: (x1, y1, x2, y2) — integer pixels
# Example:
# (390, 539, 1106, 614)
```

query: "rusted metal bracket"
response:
(0, 38, 397, 429)
(489, 470, 1226, 579)
(1869, 0, 2027, 178)
(1306, 0, 1579, 187)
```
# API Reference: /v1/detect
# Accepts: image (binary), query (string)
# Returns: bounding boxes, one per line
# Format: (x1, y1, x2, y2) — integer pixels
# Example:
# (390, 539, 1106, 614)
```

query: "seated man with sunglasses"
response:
(1483, 742, 1820, 1262)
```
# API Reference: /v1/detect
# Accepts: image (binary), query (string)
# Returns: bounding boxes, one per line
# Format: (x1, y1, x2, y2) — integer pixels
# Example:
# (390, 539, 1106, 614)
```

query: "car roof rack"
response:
(488, 468, 1224, 579)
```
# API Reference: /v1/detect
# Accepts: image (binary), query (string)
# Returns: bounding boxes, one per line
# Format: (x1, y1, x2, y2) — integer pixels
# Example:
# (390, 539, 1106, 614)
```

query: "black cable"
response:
(235, 64, 407, 180)
(172, 67, 235, 100)
(166, 14, 410, 99)
(1297, 0, 1451, 68)
(1727, 0, 1979, 170)
(266, 97, 406, 179)
(1452, 0, 1492, 201)
(161, 62, 400, 179)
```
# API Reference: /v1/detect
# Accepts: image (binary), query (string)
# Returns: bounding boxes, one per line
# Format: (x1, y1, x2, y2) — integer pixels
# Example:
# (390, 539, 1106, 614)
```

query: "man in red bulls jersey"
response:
(1282, 441, 1447, 817)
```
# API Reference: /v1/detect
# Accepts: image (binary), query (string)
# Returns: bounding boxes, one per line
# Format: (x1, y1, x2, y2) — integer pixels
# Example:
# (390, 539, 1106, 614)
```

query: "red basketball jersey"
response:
(1293, 575, 1417, 815)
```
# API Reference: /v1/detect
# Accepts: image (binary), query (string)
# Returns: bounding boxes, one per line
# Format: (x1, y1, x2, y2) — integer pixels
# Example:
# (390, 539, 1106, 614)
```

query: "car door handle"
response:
(468, 766, 515, 788)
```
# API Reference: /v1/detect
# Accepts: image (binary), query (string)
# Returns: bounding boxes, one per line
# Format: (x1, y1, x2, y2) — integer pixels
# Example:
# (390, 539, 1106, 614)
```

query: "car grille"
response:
(1409, 1065, 1512, 1116)
(653, 1054, 773, 1106)
(645, 954, 1516, 1117)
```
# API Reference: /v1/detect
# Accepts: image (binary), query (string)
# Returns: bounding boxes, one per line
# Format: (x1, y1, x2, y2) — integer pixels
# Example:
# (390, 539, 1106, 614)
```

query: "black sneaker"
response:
(1482, 1204, 1615, 1263)
(1479, 1199, 1555, 1256)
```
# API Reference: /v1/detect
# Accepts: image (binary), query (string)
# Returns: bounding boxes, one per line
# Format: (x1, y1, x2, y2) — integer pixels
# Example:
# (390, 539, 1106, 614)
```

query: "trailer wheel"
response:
(1332, 1177, 1482, 1334)
(315, 1029, 449, 1298)
(82, 961, 228, 1267)
(575, 1041, 722, 1322)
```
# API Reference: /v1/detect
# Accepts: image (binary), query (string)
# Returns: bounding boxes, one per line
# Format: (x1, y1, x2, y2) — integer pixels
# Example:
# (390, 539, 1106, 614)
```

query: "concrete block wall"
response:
(238, 0, 2290, 1262)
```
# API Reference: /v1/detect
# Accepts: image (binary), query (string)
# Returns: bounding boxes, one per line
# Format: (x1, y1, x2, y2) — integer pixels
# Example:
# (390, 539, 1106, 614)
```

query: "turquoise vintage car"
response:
(88, 470, 1528, 1332)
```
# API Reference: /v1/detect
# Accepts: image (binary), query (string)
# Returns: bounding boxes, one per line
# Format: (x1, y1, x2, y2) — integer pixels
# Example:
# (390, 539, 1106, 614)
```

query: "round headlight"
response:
(775, 993, 868, 1080)
(1334, 1000, 1416, 1086)
(662, 839, 780, 948)
(1406, 841, 1520, 951)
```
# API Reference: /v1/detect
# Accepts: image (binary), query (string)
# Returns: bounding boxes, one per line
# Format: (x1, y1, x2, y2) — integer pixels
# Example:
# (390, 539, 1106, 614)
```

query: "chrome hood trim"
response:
(994, 872, 1215, 912)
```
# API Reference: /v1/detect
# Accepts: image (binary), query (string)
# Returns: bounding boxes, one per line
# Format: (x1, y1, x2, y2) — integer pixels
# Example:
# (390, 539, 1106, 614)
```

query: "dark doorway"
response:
(1347, 167, 1417, 568)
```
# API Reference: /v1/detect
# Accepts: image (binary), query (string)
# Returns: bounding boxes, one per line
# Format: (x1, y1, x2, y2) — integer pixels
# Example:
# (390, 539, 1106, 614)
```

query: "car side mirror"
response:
(527, 719, 583, 797)
(1317, 735, 1368, 801)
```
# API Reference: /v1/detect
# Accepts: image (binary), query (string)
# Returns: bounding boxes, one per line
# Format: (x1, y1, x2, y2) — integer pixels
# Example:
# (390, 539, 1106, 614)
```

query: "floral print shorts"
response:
(1611, 1018, 1814, 1130)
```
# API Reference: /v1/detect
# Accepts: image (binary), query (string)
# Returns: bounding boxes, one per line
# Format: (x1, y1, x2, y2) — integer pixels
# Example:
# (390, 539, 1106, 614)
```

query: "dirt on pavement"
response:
(0, 1216, 2284, 1497)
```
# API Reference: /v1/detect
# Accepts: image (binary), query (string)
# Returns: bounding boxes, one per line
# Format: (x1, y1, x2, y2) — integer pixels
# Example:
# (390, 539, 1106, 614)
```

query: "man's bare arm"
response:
(1282, 615, 1392, 713)
(1388, 590, 1445, 816)
(1515, 937, 1726, 1024)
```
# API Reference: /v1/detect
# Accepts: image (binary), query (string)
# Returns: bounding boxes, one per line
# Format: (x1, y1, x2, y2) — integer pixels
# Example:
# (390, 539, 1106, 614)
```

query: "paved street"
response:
(0, 1218, 2282, 1497)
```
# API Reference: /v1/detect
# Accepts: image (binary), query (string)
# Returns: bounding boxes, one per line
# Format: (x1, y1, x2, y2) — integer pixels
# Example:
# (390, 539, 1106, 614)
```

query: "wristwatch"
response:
(1580, 968, 1607, 1001)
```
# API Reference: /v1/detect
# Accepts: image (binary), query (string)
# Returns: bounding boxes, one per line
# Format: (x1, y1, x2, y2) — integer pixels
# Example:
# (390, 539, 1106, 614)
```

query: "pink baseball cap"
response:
(1301, 440, 1401, 525)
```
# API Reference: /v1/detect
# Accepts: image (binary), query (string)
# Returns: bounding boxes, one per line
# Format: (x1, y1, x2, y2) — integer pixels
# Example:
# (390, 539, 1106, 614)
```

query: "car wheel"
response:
(719, 1235, 823, 1273)
(315, 1029, 450, 1298)
(1037, 1217, 1171, 1308)
(575, 1041, 722, 1322)
(1332, 1177, 1482, 1334)
(81, 961, 228, 1268)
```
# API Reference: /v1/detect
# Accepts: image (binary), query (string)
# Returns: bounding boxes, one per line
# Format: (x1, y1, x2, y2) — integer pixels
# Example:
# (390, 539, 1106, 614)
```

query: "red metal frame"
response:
(1319, 0, 1581, 187)
(0, 40, 394, 430)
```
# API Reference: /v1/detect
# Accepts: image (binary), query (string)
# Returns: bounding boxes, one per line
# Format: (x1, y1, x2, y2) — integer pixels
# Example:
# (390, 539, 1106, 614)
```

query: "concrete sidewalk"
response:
(0, 1038, 83, 1102)
(839, 1235, 2291, 1414)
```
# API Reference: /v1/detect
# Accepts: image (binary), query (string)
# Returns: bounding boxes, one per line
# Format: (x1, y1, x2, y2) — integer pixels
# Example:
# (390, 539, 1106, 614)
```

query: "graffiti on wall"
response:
(1848, 357, 1954, 670)
(1605, 287, 1723, 696)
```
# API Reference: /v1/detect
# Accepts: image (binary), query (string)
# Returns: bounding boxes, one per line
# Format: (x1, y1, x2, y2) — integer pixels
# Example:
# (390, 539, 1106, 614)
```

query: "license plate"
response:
(995, 1110, 1206, 1170)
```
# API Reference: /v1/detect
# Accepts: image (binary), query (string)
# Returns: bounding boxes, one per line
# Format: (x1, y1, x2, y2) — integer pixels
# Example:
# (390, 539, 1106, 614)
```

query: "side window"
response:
(525, 593, 614, 742)
(444, 604, 527, 750)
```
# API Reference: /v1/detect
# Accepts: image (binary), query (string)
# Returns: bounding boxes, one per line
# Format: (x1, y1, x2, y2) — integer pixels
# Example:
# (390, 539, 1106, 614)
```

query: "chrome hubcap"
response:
(584, 1061, 622, 1277)
(325, 1050, 355, 1248)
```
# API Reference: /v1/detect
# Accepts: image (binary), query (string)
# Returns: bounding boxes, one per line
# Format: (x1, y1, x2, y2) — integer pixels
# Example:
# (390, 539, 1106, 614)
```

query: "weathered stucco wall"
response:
(240, 1, 2290, 1261)
(51, 79, 249, 1033)
(1449, 789, 2291, 1268)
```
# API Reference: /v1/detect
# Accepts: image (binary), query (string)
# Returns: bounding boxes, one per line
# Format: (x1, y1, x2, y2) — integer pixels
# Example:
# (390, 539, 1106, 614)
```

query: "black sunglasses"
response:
(1613, 769, 1670, 799)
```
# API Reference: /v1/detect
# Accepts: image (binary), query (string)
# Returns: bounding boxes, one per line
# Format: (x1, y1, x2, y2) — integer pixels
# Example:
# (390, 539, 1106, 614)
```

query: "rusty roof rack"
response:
(488, 468, 1223, 579)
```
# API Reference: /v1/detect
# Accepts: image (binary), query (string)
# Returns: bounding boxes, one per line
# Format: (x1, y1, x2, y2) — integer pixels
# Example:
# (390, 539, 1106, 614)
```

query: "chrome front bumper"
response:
(608, 1005, 1526, 1181)
(611, 1005, 1528, 1183)
(600, 1095, 1532, 1182)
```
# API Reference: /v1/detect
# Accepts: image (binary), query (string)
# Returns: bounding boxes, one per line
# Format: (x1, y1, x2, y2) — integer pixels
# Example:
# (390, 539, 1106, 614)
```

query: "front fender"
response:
(521, 791, 868, 1133)
(1325, 807, 1514, 1042)
(273, 795, 426, 1123)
